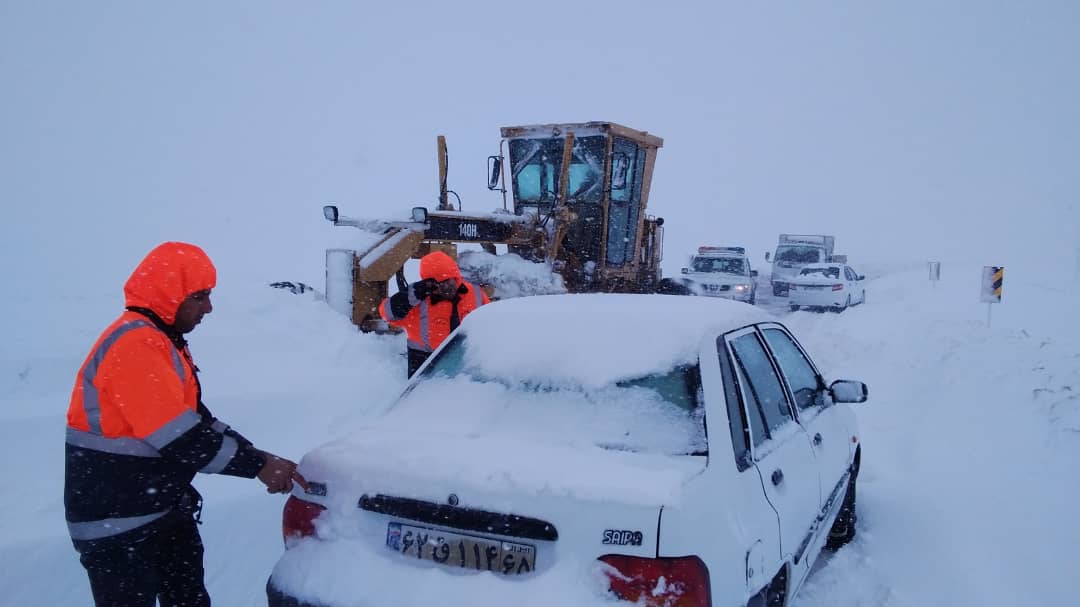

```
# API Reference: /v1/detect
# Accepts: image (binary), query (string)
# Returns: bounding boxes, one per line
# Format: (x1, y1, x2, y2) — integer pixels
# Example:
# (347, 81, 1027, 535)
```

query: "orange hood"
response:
(419, 251, 462, 283)
(123, 242, 217, 325)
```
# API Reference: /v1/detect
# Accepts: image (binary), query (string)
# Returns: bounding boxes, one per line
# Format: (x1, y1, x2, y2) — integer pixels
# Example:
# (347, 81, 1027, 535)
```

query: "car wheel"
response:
(826, 472, 858, 550)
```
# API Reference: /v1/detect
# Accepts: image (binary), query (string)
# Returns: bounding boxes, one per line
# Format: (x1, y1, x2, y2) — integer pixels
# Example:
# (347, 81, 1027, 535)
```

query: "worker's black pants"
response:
(79, 513, 209, 607)
(407, 348, 431, 378)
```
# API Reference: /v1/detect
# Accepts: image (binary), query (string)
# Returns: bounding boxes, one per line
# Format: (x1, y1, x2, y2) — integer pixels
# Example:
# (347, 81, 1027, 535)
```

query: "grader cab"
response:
(322, 121, 673, 331)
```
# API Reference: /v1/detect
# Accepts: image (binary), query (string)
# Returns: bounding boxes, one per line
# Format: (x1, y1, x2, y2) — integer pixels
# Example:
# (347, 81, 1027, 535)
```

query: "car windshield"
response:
(775, 245, 822, 264)
(691, 256, 747, 275)
(408, 335, 707, 455)
(799, 266, 841, 279)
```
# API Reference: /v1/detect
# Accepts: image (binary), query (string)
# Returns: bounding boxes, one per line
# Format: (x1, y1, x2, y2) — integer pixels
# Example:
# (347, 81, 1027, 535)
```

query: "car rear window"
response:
(413, 336, 707, 455)
(799, 266, 840, 279)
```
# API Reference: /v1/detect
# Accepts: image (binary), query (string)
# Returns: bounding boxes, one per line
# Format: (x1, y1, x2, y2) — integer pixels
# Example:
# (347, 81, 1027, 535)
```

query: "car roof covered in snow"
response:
(695, 251, 746, 259)
(450, 293, 771, 388)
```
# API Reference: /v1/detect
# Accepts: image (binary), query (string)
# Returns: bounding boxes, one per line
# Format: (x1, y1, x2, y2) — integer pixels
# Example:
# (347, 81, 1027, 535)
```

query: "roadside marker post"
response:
(979, 266, 1003, 327)
(928, 261, 941, 287)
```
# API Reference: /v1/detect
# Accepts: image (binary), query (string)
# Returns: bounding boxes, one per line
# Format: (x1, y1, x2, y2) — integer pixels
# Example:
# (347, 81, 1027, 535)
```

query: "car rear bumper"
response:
(789, 290, 846, 307)
(268, 577, 325, 607)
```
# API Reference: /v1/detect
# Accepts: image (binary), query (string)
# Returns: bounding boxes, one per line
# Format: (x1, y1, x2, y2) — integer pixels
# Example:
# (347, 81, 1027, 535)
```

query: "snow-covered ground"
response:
(2, 261, 1077, 606)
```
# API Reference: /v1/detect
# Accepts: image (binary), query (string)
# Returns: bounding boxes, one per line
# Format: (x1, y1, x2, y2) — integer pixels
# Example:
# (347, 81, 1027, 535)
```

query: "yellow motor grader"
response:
(321, 121, 685, 331)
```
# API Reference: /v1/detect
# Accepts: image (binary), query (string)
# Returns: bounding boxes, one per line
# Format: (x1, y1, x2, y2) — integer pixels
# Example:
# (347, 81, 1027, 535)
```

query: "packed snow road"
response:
(1, 261, 1076, 605)
(785, 262, 1079, 606)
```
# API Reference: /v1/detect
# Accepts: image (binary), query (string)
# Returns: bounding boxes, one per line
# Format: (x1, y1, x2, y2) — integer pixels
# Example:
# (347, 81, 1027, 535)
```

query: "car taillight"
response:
(832, 283, 844, 291)
(282, 496, 326, 545)
(599, 555, 710, 607)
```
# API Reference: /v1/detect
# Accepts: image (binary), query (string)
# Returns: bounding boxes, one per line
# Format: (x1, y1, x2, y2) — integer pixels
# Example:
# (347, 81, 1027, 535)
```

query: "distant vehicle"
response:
(680, 246, 758, 304)
(765, 235, 839, 297)
(788, 263, 867, 312)
(266, 294, 869, 607)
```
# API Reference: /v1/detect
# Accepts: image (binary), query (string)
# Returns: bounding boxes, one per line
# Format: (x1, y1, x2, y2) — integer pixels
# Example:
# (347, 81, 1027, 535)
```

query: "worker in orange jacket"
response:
(65, 242, 307, 607)
(379, 250, 490, 377)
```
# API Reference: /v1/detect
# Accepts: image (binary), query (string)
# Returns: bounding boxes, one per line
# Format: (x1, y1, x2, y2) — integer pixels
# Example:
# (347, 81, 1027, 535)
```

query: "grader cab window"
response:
(509, 136, 606, 208)
(606, 137, 646, 266)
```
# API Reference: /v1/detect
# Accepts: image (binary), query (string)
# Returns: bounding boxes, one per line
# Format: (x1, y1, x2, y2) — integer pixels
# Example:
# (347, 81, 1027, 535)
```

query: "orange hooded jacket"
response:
(65, 242, 265, 553)
(379, 251, 489, 353)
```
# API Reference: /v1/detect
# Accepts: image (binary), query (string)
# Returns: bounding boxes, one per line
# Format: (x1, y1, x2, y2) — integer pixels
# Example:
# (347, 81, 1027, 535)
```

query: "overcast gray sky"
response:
(2, 0, 1077, 292)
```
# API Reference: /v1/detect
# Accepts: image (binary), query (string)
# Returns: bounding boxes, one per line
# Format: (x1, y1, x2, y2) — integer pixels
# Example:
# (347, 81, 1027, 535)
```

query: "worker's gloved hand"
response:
(256, 451, 308, 494)
(435, 279, 465, 299)
(410, 278, 438, 301)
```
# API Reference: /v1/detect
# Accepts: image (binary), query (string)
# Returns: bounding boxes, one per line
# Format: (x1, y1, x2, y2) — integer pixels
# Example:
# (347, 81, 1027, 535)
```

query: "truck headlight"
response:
(734, 284, 750, 292)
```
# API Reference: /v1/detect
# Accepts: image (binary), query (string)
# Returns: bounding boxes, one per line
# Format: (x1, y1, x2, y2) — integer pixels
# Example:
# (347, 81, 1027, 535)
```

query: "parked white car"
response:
(266, 294, 868, 607)
(788, 263, 867, 312)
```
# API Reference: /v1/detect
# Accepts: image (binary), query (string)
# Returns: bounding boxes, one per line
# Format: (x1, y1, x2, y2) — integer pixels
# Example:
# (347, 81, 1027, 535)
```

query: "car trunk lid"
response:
(293, 430, 706, 575)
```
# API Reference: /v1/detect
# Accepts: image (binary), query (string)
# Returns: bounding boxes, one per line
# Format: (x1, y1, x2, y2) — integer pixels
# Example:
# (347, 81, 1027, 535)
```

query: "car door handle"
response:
(771, 469, 784, 486)
(813, 433, 823, 446)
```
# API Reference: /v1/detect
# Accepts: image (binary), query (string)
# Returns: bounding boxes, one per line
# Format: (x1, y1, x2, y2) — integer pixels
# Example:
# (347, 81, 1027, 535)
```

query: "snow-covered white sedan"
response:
(787, 263, 867, 312)
(266, 294, 868, 607)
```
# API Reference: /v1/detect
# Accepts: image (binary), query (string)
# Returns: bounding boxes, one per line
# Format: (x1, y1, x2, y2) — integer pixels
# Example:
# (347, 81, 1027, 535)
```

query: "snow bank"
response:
(457, 250, 567, 299)
(789, 264, 1080, 606)
(5, 262, 1080, 606)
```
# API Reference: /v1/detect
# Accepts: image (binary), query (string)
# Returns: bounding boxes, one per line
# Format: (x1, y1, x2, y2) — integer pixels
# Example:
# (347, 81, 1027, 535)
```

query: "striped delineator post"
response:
(980, 265, 1004, 327)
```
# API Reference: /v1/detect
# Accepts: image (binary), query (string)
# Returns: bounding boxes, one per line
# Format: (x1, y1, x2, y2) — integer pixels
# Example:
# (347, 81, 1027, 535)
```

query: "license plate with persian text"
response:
(386, 522, 537, 575)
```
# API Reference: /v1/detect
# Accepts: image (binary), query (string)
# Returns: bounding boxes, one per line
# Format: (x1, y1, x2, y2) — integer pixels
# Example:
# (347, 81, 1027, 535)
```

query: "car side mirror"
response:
(322, 205, 339, 223)
(681, 267, 689, 274)
(487, 156, 502, 190)
(751, 270, 759, 277)
(829, 380, 868, 403)
(764, 252, 771, 262)
(858, 274, 865, 281)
